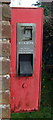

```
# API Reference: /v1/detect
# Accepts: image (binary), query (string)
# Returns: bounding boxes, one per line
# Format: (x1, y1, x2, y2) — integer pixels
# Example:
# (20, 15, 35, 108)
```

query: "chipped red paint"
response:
(10, 7, 43, 112)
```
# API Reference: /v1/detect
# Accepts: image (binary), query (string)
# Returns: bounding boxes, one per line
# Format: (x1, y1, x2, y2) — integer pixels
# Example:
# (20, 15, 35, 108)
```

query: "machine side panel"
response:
(10, 8, 43, 112)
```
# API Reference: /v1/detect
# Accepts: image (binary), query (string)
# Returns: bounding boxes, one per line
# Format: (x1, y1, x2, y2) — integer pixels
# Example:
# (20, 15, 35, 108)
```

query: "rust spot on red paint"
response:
(14, 103, 21, 111)
(18, 103, 21, 109)
(12, 97, 16, 99)
(26, 102, 30, 107)
(17, 101, 22, 109)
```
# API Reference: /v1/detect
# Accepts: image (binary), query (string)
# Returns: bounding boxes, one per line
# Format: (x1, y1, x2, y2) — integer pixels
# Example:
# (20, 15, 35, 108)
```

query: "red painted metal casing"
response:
(10, 7, 43, 113)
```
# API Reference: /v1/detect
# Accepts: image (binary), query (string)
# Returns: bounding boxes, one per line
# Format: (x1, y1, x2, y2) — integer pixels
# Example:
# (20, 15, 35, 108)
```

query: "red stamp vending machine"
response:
(10, 7, 43, 112)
